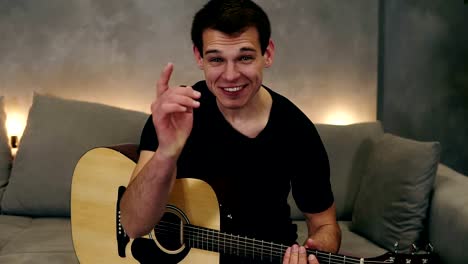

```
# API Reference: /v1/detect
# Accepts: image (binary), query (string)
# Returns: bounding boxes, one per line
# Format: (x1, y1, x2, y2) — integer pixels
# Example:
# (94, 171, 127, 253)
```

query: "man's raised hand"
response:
(151, 63, 201, 159)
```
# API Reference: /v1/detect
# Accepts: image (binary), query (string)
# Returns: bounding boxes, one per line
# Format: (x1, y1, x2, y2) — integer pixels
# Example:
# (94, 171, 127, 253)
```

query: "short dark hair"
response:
(191, 0, 271, 57)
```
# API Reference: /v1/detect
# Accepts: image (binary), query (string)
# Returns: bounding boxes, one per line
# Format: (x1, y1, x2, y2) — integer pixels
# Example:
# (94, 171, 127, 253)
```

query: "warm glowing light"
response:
(323, 110, 356, 125)
(6, 112, 27, 138)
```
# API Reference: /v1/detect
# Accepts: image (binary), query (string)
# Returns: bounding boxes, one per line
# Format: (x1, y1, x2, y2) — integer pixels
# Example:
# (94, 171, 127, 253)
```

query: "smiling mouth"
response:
(221, 85, 246, 92)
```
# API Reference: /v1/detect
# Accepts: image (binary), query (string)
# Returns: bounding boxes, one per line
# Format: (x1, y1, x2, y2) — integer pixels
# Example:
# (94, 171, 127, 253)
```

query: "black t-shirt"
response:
(139, 80, 333, 248)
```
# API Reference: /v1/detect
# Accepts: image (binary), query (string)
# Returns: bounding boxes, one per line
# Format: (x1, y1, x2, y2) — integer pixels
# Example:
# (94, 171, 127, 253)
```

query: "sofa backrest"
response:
(0, 93, 149, 217)
(288, 121, 384, 221)
(0, 92, 384, 222)
(0, 96, 13, 207)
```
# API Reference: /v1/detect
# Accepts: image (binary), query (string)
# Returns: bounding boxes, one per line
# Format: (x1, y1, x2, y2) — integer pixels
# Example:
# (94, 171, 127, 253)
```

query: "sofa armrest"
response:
(428, 164, 468, 264)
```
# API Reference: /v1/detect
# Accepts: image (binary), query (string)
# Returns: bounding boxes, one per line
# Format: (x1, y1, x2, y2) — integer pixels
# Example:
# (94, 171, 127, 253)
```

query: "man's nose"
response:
(222, 62, 240, 81)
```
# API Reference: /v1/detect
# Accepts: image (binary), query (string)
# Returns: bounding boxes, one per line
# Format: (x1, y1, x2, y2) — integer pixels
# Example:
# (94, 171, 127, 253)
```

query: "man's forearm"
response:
(307, 223, 342, 254)
(120, 150, 177, 238)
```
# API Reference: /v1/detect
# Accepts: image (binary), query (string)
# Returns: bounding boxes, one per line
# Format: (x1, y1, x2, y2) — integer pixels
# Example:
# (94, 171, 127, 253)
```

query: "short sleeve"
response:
(290, 118, 334, 214)
(138, 115, 158, 153)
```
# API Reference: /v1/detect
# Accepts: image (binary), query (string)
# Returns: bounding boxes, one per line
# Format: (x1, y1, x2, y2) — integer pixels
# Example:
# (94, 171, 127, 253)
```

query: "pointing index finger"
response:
(157, 62, 174, 96)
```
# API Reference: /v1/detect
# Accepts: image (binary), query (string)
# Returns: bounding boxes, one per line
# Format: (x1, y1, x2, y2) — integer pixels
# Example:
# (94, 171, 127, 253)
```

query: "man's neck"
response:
(217, 86, 272, 138)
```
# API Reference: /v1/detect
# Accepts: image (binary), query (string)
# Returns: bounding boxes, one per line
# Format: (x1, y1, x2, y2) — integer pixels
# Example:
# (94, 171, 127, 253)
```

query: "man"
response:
(120, 0, 341, 263)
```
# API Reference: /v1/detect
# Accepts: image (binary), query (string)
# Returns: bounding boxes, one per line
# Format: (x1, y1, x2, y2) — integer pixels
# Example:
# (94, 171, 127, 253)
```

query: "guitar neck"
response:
(157, 221, 363, 263)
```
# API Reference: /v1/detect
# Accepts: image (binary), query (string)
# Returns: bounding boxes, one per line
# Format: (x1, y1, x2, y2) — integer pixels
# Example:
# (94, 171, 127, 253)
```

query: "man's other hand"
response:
(283, 244, 319, 264)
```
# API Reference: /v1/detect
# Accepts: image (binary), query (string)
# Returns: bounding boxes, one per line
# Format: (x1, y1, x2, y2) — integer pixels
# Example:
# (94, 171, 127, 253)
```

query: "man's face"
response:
(194, 27, 274, 110)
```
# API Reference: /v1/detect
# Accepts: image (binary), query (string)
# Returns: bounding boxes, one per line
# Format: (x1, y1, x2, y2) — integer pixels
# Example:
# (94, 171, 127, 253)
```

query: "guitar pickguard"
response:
(131, 237, 188, 264)
(116, 186, 191, 264)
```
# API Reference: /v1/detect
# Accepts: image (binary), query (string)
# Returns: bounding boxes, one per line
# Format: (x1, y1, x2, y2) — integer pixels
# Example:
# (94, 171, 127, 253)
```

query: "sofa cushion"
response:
(288, 121, 384, 221)
(0, 215, 32, 250)
(0, 96, 12, 207)
(0, 216, 78, 263)
(1, 93, 149, 217)
(0, 253, 78, 264)
(350, 133, 440, 252)
(337, 221, 388, 258)
(429, 164, 468, 264)
(295, 220, 387, 258)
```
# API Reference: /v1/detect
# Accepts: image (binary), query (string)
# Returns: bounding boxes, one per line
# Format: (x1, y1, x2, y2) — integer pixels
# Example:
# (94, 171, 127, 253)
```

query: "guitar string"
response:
(155, 225, 305, 259)
(155, 226, 373, 264)
(155, 222, 430, 264)
(156, 221, 292, 255)
(155, 222, 411, 264)
(155, 222, 366, 264)
(154, 225, 397, 264)
(153, 222, 372, 264)
(155, 220, 405, 264)
(156, 220, 287, 253)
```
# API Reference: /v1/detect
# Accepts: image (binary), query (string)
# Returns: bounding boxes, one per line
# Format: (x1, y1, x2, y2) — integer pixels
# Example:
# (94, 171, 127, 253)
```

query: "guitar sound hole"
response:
(155, 212, 184, 251)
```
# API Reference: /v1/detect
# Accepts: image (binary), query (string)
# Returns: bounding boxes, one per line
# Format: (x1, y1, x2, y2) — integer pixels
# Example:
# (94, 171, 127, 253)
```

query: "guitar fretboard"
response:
(155, 220, 368, 264)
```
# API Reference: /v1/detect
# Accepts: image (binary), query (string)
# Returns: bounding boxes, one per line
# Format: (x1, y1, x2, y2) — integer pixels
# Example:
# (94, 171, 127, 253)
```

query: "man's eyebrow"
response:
(204, 47, 257, 55)
(240, 47, 257, 52)
(205, 49, 220, 55)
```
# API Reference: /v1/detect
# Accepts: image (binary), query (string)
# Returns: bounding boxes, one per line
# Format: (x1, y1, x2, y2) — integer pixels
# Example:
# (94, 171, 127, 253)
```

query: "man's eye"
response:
(240, 56, 253, 61)
(209, 58, 223, 63)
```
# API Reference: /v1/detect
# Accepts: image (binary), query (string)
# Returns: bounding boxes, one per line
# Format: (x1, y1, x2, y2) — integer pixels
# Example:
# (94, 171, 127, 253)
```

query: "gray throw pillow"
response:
(316, 122, 384, 221)
(350, 133, 441, 251)
(0, 96, 13, 207)
(288, 121, 384, 221)
(1, 93, 149, 217)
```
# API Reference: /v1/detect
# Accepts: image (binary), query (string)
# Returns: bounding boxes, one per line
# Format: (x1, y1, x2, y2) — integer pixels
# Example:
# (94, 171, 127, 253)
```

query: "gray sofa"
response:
(0, 93, 467, 263)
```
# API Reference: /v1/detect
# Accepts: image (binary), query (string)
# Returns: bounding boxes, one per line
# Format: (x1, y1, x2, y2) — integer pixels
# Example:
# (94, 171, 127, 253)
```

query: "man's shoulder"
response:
(264, 84, 300, 112)
(265, 84, 317, 128)
(192, 80, 208, 92)
(192, 80, 215, 102)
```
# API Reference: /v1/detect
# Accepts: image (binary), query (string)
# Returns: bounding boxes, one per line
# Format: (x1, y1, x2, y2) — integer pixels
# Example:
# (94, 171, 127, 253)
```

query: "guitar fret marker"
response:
(270, 241, 273, 262)
(261, 240, 263, 261)
(253, 238, 256, 259)
(236, 235, 240, 256)
(244, 235, 247, 257)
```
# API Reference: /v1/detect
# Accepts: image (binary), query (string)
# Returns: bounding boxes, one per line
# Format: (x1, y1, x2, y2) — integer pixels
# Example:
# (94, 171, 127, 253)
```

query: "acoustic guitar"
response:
(71, 147, 438, 264)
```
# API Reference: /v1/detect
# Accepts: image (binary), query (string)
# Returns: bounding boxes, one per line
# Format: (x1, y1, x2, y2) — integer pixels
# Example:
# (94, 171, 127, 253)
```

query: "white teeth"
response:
(223, 86, 242, 92)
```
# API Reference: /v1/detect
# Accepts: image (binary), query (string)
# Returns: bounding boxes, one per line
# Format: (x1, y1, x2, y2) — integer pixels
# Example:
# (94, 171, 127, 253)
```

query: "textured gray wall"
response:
(0, 0, 377, 136)
(380, 0, 468, 175)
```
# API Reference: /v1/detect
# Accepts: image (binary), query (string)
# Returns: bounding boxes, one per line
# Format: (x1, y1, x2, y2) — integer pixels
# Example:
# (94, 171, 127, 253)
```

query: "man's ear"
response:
(264, 39, 275, 68)
(193, 45, 204, 69)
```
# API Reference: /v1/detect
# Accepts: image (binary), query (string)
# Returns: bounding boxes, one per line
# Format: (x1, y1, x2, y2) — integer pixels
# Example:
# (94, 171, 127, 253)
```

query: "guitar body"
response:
(71, 147, 220, 263)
